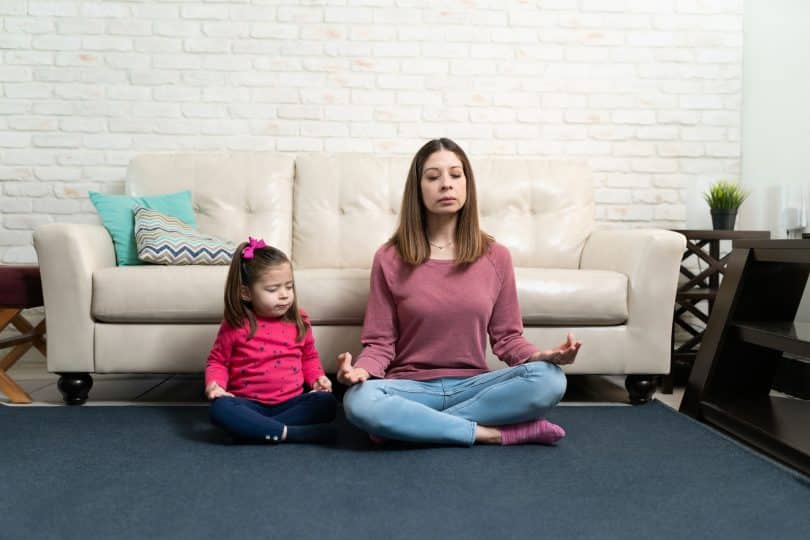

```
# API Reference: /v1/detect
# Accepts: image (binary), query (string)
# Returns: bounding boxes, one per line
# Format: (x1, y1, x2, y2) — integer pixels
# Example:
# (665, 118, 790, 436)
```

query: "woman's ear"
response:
(239, 285, 252, 302)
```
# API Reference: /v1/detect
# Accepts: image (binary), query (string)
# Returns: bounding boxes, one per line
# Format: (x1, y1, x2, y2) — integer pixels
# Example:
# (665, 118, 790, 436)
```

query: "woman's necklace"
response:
(429, 240, 454, 250)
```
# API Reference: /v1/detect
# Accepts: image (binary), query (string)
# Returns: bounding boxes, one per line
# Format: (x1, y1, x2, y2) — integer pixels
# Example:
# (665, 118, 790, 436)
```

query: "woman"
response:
(338, 138, 581, 446)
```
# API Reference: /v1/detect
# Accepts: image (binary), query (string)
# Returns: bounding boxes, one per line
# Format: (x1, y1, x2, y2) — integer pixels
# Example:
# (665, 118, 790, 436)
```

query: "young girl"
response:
(205, 237, 337, 444)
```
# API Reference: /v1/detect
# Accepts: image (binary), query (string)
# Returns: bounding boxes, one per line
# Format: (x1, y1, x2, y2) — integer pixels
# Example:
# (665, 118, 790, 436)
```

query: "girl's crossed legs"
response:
(343, 361, 567, 446)
(210, 391, 338, 444)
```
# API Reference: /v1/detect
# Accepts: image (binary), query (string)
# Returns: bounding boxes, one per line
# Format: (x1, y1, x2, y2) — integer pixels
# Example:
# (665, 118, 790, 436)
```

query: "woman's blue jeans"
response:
(343, 361, 567, 447)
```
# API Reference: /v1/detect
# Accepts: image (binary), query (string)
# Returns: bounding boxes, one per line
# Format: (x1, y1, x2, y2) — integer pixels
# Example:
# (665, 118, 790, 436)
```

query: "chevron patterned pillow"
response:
(133, 205, 236, 265)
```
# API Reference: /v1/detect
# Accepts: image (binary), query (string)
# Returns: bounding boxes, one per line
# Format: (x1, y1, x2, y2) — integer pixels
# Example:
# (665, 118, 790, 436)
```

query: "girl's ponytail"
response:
(223, 241, 257, 338)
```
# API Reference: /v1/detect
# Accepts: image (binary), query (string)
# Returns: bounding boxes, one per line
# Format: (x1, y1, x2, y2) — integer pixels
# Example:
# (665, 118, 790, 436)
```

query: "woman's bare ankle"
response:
(474, 425, 502, 445)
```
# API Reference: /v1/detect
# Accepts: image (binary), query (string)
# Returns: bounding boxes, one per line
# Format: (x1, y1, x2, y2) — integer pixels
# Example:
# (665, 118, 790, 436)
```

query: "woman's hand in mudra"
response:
(530, 332, 581, 365)
(336, 352, 370, 386)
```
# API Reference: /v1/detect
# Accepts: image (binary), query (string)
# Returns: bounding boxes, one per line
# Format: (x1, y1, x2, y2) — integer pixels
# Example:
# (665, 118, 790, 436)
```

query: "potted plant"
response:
(703, 180, 749, 230)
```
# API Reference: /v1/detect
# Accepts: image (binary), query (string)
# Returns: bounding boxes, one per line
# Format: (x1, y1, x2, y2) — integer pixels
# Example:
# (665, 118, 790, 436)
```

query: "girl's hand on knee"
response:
(205, 381, 234, 400)
(311, 375, 332, 392)
(336, 352, 370, 386)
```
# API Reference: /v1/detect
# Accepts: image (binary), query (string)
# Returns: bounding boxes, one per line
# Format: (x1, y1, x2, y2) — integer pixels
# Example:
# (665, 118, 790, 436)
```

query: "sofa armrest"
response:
(33, 224, 116, 372)
(580, 229, 686, 372)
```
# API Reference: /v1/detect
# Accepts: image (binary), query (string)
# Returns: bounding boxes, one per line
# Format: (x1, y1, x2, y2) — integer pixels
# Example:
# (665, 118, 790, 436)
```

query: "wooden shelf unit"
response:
(666, 230, 770, 393)
(701, 396, 809, 472)
(680, 239, 810, 476)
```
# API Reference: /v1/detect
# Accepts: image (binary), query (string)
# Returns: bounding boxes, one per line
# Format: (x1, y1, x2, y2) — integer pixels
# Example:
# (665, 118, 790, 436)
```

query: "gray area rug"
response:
(1, 401, 808, 540)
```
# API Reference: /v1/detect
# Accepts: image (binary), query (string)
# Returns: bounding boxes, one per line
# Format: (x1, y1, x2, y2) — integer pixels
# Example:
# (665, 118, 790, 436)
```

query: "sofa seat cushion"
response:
(515, 268, 628, 326)
(92, 267, 372, 324)
(92, 266, 626, 326)
(293, 269, 371, 324)
(93, 266, 228, 323)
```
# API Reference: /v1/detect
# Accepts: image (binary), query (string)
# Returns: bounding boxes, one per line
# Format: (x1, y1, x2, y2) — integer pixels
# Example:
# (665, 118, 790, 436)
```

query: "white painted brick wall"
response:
(0, 0, 744, 264)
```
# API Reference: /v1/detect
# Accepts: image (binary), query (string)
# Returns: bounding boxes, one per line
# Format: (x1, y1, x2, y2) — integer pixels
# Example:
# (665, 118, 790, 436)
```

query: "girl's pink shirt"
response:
(205, 311, 324, 405)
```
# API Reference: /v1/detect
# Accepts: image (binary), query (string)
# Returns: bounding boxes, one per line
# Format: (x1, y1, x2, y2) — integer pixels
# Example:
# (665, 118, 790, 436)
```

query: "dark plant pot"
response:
(711, 209, 737, 230)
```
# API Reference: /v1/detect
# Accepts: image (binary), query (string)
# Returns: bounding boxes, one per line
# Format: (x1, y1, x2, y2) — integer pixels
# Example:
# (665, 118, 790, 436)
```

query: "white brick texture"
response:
(0, 0, 743, 263)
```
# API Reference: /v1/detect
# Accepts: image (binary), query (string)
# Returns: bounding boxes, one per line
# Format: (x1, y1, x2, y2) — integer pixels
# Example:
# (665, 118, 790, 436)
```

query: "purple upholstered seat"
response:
(0, 266, 44, 309)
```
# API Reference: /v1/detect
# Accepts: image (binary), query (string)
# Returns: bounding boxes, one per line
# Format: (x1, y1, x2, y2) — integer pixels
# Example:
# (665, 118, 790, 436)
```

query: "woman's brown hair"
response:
(390, 137, 493, 265)
(224, 242, 308, 341)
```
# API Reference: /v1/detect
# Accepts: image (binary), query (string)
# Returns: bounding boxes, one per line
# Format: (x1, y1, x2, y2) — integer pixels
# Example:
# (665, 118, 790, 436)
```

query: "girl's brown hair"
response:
(224, 242, 308, 341)
(389, 137, 493, 265)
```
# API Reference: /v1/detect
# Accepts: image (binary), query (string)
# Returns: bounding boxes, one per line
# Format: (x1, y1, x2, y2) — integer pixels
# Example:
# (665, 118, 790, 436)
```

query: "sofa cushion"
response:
(93, 266, 228, 323)
(125, 152, 295, 254)
(88, 190, 196, 266)
(516, 268, 628, 325)
(290, 269, 372, 324)
(92, 266, 626, 327)
(292, 154, 593, 270)
(293, 154, 412, 269)
(476, 159, 593, 269)
(92, 267, 371, 325)
(134, 206, 235, 265)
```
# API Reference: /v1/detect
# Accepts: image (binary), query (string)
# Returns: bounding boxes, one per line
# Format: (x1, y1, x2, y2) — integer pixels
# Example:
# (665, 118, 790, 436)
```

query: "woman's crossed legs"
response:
(343, 361, 567, 446)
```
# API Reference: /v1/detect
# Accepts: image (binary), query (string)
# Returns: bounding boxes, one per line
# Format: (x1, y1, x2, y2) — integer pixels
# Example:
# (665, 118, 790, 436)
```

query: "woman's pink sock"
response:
(368, 433, 386, 446)
(500, 419, 566, 445)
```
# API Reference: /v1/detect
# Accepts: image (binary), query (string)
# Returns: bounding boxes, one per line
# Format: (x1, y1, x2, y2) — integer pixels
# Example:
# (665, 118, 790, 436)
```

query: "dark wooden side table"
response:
(664, 230, 770, 393)
(680, 239, 810, 475)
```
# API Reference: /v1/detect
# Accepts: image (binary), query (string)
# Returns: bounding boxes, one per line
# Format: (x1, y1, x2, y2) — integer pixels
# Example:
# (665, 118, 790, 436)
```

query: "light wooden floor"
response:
(1, 361, 685, 409)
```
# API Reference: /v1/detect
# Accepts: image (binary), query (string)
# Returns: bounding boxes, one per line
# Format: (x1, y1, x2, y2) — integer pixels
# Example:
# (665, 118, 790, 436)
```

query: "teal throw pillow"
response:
(133, 206, 235, 265)
(88, 190, 196, 266)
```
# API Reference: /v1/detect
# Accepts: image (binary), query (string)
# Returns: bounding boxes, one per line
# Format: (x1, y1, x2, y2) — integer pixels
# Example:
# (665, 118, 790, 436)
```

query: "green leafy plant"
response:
(703, 180, 749, 210)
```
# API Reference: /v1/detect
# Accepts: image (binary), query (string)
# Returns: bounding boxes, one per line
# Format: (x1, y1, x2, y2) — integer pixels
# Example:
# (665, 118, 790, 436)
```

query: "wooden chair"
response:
(0, 266, 46, 404)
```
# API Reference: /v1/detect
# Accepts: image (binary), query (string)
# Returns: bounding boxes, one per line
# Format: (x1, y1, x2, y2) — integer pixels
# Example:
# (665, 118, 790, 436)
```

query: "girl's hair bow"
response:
(242, 236, 266, 259)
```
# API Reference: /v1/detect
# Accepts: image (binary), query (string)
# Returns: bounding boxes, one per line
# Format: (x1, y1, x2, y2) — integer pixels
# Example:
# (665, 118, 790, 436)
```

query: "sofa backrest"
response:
(126, 152, 593, 270)
(292, 153, 412, 269)
(475, 158, 594, 269)
(293, 154, 593, 269)
(126, 152, 295, 254)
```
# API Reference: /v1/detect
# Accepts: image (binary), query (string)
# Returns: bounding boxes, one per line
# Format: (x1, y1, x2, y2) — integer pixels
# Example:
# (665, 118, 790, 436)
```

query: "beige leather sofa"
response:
(34, 152, 685, 404)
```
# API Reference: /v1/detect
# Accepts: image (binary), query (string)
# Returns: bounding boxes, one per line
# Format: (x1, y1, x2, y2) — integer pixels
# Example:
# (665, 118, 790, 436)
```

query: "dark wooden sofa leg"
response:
(625, 375, 657, 405)
(57, 373, 93, 405)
